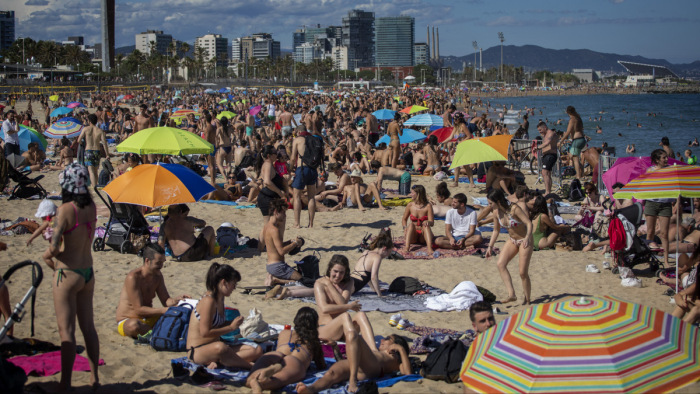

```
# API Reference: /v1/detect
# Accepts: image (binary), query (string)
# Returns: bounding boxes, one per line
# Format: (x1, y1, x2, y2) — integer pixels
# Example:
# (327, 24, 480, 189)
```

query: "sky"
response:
(5, 0, 700, 64)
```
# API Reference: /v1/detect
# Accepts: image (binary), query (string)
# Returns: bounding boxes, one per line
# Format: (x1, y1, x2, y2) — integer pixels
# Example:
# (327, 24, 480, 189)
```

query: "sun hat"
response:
(350, 169, 362, 178)
(35, 199, 58, 218)
(59, 163, 89, 194)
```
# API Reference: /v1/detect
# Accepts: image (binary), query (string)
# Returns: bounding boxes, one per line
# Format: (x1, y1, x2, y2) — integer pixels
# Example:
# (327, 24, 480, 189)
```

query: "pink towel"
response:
(8, 351, 105, 377)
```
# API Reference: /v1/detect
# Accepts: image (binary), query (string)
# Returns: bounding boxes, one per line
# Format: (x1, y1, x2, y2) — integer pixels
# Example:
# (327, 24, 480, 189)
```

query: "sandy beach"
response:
(1, 100, 698, 393)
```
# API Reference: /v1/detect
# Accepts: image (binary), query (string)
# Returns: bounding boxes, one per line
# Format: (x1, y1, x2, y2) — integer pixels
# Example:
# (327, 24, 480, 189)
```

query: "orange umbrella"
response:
(399, 105, 428, 114)
(449, 134, 513, 169)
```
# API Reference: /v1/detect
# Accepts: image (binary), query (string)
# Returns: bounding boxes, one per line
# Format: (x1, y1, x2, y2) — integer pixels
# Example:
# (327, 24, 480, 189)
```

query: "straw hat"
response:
(350, 169, 362, 178)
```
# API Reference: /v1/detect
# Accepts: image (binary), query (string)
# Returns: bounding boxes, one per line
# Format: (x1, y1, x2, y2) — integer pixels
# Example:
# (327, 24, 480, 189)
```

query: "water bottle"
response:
(432, 251, 440, 258)
(415, 251, 427, 257)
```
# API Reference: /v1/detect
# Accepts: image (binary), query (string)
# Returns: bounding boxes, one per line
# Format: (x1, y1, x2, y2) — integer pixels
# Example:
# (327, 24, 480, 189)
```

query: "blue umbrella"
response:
(372, 109, 396, 120)
(204, 88, 216, 94)
(374, 129, 427, 146)
(57, 116, 82, 125)
(0, 127, 47, 151)
(219, 87, 229, 93)
(404, 113, 443, 127)
(116, 95, 125, 101)
(50, 107, 73, 118)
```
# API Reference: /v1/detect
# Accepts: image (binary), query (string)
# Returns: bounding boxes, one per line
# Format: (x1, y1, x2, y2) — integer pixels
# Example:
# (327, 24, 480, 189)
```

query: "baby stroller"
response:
(93, 189, 151, 254)
(0, 260, 44, 393)
(609, 202, 662, 274)
(0, 156, 47, 200)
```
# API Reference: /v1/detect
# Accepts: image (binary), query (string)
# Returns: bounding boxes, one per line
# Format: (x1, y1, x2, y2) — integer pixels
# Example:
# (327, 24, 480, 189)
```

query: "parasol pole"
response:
(676, 194, 680, 292)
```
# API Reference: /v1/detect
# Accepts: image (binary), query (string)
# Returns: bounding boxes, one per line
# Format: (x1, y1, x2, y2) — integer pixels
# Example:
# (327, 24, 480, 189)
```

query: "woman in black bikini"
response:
(246, 307, 326, 393)
(42, 163, 100, 391)
(186, 263, 262, 369)
(350, 229, 393, 297)
(256, 145, 290, 247)
(485, 188, 534, 305)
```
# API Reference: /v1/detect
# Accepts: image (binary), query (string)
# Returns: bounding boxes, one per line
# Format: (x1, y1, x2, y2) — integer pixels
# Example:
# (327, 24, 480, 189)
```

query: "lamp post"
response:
(421, 68, 426, 85)
(18, 37, 26, 65)
(472, 41, 478, 81)
(498, 32, 504, 82)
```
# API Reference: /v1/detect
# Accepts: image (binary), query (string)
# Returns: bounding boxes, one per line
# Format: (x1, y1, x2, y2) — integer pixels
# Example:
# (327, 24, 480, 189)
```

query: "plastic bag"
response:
(239, 308, 269, 338)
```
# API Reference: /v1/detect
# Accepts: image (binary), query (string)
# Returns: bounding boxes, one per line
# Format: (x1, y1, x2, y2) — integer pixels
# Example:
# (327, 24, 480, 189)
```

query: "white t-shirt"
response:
(267, 104, 276, 117)
(1, 119, 19, 145)
(445, 207, 479, 237)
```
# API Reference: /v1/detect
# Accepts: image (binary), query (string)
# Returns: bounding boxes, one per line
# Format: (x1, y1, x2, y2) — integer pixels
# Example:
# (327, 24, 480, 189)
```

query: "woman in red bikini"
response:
(42, 163, 100, 391)
(401, 185, 436, 254)
(485, 188, 534, 305)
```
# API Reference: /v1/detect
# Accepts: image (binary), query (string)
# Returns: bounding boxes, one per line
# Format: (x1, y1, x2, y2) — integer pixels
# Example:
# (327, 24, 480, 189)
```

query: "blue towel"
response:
(199, 199, 238, 206)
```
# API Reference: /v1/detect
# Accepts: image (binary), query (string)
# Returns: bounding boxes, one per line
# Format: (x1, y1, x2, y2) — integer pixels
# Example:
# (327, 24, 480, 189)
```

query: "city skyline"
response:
(3, 0, 699, 64)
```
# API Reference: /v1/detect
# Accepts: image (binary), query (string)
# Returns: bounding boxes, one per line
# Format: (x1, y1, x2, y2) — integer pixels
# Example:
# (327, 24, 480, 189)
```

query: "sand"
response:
(1, 101, 698, 393)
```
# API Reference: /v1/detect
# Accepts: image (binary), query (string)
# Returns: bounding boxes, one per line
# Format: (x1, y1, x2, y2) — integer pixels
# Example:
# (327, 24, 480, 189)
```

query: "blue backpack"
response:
(150, 304, 193, 352)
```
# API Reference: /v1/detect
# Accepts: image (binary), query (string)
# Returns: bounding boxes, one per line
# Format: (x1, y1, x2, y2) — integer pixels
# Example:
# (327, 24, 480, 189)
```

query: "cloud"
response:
(25, 0, 49, 5)
(610, 0, 624, 3)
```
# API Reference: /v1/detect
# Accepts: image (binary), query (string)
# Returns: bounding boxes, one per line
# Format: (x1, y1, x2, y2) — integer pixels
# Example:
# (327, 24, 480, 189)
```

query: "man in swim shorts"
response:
(537, 121, 559, 196)
(77, 113, 110, 188)
(262, 199, 303, 286)
(373, 163, 411, 195)
(159, 204, 216, 262)
(115, 243, 189, 338)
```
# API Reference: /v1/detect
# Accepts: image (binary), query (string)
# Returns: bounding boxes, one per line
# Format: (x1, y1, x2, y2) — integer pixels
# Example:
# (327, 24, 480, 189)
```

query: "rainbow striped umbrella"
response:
(45, 119, 83, 139)
(461, 296, 700, 393)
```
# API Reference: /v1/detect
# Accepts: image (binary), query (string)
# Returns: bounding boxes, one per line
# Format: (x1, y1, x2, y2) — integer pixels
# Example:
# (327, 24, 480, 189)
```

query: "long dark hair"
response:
(487, 188, 510, 213)
(369, 228, 393, 250)
(436, 182, 450, 199)
(650, 149, 667, 166)
(325, 254, 350, 283)
(61, 190, 93, 209)
(530, 195, 548, 217)
(205, 263, 241, 298)
(293, 307, 325, 369)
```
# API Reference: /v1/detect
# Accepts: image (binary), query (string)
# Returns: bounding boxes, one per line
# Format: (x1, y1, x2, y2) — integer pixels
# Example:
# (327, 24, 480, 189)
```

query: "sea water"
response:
(488, 94, 700, 157)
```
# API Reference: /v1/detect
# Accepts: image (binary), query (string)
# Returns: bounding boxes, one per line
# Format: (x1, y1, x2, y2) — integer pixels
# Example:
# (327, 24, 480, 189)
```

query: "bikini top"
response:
(194, 294, 227, 328)
(410, 214, 429, 227)
(498, 212, 521, 229)
(63, 202, 96, 236)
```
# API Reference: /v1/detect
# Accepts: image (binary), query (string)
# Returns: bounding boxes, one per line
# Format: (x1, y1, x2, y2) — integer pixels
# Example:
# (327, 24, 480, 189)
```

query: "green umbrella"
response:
(117, 127, 214, 155)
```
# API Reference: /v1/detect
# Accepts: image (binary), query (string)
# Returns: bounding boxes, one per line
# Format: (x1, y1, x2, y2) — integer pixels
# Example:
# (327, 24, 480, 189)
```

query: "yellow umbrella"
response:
(450, 135, 513, 169)
(49, 95, 59, 101)
(217, 111, 237, 120)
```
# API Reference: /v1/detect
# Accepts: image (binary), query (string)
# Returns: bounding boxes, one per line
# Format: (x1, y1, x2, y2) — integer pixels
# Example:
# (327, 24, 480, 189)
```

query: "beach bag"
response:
(296, 254, 321, 287)
(389, 276, 423, 294)
(609, 216, 626, 252)
(301, 134, 324, 169)
(420, 339, 468, 383)
(239, 308, 269, 338)
(568, 178, 584, 202)
(0, 357, 27, 394)
(150, 304, 193, 352)
(216, 225, 239, 252)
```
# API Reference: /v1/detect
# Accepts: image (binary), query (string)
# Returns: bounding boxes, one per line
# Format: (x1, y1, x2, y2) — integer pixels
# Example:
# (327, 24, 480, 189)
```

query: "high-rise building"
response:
(293, 29, 305, 51)
(195, 34, 229, 67)
(234, 33, 280, 61)
(375, 16, 414, 67)
(342, 9, 375, 68)
(332, 46, 349, 70)
(0, 11, 16, 52)
(294, 42, 324, 64)
(414, 42, 429, 66)
(135, 30, 173, 55)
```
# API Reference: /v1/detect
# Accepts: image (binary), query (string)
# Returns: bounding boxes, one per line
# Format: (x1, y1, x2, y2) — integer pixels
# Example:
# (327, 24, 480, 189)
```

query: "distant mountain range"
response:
(440, 45, 700, 78)
(115, 44, 700, 78)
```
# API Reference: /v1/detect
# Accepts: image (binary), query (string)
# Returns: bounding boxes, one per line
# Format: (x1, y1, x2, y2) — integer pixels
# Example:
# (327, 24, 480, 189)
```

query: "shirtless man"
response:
(278, 105, 296, 138)
(21, 142, 46, 172)
(77, 114, 109, 187)
(290, 125, 322, 228)
(363, 108, 379, 139)
(245, 111, 256, 145)
(233, 139, 253, 168)
(134, 104, 155, 163)
(373, 164, 411, 195)
(316, 163, 351, 204)
(159, 204, 216, 262)
(262, 199, 303, 285)
(537, 121, 559, 196)
(115, 244, 188, 338)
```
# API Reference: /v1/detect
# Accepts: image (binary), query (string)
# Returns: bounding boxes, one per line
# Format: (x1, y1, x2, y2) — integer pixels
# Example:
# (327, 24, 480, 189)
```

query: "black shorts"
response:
(541, 153, 557, 171)
(177, 233, 209, 262)
(257, 190, 277, 216)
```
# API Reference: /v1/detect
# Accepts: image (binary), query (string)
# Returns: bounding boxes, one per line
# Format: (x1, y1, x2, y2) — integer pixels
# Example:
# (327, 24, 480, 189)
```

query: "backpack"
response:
(216, 225, 239, 252)
(301, 134, 324, 169)
(609, 216, 626, 252)
(150, 304, 193, 352)
(296, 254, 321, 287)
(568, 178, 584, 202)
(389, 276, 423, 294)
(420, 339, 468, 383)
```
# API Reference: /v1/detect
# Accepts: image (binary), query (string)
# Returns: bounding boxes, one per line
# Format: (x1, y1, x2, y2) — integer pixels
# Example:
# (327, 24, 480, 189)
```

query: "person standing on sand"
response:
(290, 125, 322, 228)
(134, 104, 155, 163)
(559, 106, 585, 180)
(537, 121, 558, 196)
(77, 114, 110, 188)
(42, 164, 100, 391)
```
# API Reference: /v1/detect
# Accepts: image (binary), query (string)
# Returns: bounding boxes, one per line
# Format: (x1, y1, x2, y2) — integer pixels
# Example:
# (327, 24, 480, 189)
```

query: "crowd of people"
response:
(1, 86, 699, 393)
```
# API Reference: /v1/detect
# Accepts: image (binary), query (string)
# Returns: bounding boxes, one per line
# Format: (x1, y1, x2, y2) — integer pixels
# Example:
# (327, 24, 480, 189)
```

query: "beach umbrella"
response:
(66, 101, 86, 109)
(216, 111, 236, 120)
(249, 105, 262, 116)
(117, 126, 214, 156)
(1, 127, 47, 151)
(449, 134, 512, 169)
(372, 109, 396, 120)
(602, 156, 685, 198)
(50, 107, 73, 118)
(204, 88, 215, 94)
(49, 95, 59, 102)
(461, 295, 700, 393)
(403, 113, 443, 127)
(613, 164, 700, 291)
(219, 98, 228, 104)
(428, 127, 454, 144)
(374, 129, 426, 147)
(57, 116, 82, 125)
(116, 94, 125, 101)
(44, 119, 83, 139)
(123, 94, 134, 100)
(103, 162, 215, 208)
(503, 118, 519, 125)
(399, 105, 428, 114)
(218, 87, 229, 93)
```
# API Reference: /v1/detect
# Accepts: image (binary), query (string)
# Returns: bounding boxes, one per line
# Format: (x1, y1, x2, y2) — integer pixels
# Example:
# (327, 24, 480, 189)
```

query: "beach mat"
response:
(171, 356, 421, 393)
(392, 236, 492, 260)
(199, 199, 257, 209)
(381, 197, 411, 207)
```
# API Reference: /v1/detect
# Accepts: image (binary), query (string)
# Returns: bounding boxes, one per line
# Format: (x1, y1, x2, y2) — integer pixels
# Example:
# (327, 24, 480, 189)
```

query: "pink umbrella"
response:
(249, 106, 261, 116)
(602, 156, 686, 197)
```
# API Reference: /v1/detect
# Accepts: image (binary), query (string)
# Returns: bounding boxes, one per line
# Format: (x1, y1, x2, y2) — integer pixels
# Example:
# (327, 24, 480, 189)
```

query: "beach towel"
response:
(391, 236, 491, 260)
(404, 326, 476, 354)
(381, 197, 412, 207)
(171, 356, 421, 393)
(448, 176, 486, 185)
(8, 351, 105, 377)
(199, 199, 258, 209)
(424, 281, 483, 312)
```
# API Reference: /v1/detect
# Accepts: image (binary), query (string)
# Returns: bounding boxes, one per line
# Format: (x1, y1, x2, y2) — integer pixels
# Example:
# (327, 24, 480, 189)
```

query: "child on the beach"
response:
(26, 199, 58, 246)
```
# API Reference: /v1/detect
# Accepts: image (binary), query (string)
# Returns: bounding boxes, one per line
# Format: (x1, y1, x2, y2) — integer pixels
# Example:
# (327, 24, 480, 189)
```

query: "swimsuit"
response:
(498, 211, 527, 246)
(84, 149, 100, 167)
(117, 316, 159, 337)
(57, 202, 96, 284)
(532, 215, 545, 251)
(172, 233, 210, 262)
(569, 137, 586, 156)
(351, 254, 372, 294)
(188, 294, 227, 361)
(410, 214, 429, 235)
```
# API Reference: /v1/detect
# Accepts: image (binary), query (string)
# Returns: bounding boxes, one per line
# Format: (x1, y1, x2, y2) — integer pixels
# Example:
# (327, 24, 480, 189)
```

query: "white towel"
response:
(424, 281, 483, 312)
